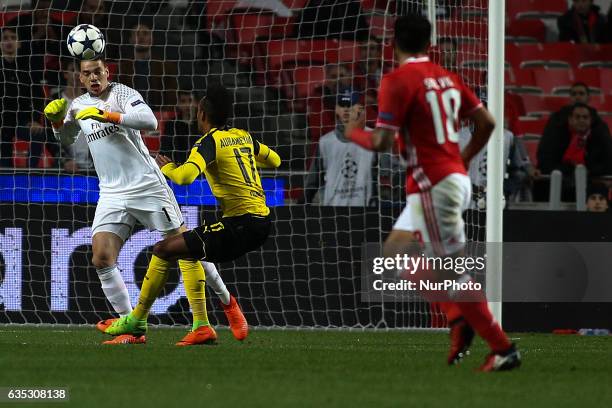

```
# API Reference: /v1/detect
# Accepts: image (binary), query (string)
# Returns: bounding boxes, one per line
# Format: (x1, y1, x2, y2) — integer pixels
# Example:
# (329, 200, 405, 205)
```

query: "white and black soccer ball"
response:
(66, 24, 105, 60)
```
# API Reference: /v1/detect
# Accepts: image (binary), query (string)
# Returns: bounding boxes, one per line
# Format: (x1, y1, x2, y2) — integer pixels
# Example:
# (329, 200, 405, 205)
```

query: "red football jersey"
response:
(376, 57, 483, 194)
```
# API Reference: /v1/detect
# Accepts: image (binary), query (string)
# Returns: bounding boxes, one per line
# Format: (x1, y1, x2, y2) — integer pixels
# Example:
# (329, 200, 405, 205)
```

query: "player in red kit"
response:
(345, 14, 521, 371)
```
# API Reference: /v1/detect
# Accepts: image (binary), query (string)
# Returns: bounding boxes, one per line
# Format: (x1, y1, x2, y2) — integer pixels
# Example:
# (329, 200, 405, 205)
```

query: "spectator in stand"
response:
(359, 39, 383, 105)
(298, 0, 369, 41)
(301, 91, 377, 206)
(53, 59, 93, 173)
(558, 0, 607, 44)
(117, 22, 178, 111)
(459, 124, 536, 207)
(585, 182, 610, 212)
(537, 103, 612, 179)
(317, 63, 358, 110)
(0, 26, 57, 168)
(159, 90, 201, 163)
(544, 82, 609, 142)
(7, 0, 67, 87)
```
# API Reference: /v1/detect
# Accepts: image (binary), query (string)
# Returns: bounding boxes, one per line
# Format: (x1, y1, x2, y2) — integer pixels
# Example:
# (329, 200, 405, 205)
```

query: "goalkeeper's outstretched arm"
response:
(74, 95, 158, 131)
(44, 98, 80, 146)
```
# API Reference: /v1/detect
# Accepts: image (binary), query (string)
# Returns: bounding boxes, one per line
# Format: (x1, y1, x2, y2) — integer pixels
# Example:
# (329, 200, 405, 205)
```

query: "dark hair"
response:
(587, 182, 609, 199)
(570, 102, 591, 116)
(199, 84, 233, 127)
(1, 26, 17, 35)
(394, 14, 431, 54)
(571, 82, 589, 94)
(80, 56, 107, 66)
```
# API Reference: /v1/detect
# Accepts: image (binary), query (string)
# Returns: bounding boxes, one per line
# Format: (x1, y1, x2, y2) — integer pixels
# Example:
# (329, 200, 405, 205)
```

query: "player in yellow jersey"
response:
(154, 85, 280, 261)
(106, 84, 280, 342)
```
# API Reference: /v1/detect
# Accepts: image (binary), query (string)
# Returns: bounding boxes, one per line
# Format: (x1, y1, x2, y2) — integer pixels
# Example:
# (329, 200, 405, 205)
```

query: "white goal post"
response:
(486, 0, 506, 325)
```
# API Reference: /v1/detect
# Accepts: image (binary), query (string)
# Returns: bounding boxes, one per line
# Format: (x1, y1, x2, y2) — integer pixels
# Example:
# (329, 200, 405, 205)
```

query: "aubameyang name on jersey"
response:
(86, 124, 121, 143)
(423, 76, 455, 91)
(219, 134, 253, 148)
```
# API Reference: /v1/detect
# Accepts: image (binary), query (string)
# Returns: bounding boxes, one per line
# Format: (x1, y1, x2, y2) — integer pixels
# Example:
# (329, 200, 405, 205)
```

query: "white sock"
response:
(201, 261, 231, 305)
(97, 265, 132, 316)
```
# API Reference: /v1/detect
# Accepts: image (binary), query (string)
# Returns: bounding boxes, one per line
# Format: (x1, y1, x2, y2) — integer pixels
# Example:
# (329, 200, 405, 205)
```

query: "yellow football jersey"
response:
(162, 127, 281, 217)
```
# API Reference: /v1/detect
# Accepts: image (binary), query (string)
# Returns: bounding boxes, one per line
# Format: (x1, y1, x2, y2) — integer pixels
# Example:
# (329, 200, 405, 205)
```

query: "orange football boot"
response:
(96, 318, 118, 333)
(102, 334, 146, 345)
(222, 295, 249, 341)
(176, 325, 218, 346)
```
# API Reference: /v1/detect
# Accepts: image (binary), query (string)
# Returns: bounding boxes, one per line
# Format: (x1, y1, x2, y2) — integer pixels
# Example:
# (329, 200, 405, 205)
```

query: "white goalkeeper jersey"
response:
(53, 82, 167, 198)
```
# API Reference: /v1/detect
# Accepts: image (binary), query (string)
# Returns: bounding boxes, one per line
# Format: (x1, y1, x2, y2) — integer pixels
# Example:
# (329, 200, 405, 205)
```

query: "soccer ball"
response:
(66, 24, 105, 60)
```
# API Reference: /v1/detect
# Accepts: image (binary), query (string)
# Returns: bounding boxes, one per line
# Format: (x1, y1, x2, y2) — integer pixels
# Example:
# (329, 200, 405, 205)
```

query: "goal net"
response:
(0, 0, 491, 328)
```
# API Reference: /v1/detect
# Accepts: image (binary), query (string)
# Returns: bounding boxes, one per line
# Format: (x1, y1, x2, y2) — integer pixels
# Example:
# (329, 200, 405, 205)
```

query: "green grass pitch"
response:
(0, 327, 611, 407)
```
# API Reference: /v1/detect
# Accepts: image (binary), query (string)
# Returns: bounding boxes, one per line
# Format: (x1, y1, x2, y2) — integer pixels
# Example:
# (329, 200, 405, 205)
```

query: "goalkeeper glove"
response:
(44, 98, 68, 126)
(75, 107, 121, 124)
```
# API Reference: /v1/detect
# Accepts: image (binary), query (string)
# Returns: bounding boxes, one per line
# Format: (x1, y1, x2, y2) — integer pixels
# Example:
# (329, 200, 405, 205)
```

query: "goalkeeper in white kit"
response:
(44, 57, 248, 345)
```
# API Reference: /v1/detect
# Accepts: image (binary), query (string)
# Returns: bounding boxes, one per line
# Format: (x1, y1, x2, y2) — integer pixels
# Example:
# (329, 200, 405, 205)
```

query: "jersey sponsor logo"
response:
(85, 124, 121, 143)
(131, 100, 144, 107)
(219, 134, 253, 148)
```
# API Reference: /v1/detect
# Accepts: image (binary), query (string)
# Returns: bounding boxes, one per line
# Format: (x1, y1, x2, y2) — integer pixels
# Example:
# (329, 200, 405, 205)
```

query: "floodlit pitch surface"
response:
(1, 328, 610, 407)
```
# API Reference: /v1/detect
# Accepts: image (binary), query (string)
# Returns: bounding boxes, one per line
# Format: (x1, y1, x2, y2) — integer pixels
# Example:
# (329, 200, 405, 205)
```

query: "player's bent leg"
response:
(160, 226, 214, 338)
(152, 233, 194, 262)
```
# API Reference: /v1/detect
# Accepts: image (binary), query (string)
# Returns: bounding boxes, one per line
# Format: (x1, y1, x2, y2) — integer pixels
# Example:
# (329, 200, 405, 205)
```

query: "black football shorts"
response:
(182, 213, 271, 262)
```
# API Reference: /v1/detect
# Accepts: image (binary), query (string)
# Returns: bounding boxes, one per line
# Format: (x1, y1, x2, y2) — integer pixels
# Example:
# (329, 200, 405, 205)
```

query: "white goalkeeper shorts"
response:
(92, 188, 184, 241)
(393, 173, 471, 256)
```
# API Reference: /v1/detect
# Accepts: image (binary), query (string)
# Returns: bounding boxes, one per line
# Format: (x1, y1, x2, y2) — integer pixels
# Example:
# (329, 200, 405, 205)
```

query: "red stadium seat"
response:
(600, 70, 612, 95)
(514, 118, 548, 137)
(283, 0, 309, 8)
(368, 15, 395, 39)
(142, 136, 160, 154)
(575, 44, 612, 62)
(507, 69, 542, 94)
(520, 43, 578, 69)
(506, 19, 546, 43)
(437, 19, 487, 43)
(591, 98, 612, 115)
(293, 66, 326, 99)
(511, 69, 536, 86)
(106, 62, 117, 81)
(530, 68, 575, 94)
(12, 139, 28, 168)
(574, 68, 603, 89)
(457, 0, 488, 18)
(0, 11, 27, 27)
(519, 94, 570, 116)
(360, 0, 394, 12)
(265, 39, 359, 72)
(207, 0, 238, 28)
(507, 0, 567, 21)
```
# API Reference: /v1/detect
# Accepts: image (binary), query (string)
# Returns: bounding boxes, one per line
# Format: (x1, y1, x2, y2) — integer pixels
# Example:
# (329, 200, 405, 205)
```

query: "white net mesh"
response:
(0, 0, 490, 328)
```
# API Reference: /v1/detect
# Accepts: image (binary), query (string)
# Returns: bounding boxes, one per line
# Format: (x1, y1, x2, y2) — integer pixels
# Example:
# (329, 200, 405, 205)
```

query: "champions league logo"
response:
(341, 153, 358, 180)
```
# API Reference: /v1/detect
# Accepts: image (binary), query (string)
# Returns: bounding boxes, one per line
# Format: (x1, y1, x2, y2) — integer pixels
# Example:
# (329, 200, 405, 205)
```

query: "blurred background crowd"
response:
(1, 0, 612, 211)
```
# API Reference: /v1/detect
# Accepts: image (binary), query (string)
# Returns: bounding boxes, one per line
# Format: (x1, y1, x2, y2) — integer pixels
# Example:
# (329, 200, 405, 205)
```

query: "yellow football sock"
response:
(178, 259, 209, 329)
(133, 255, 171, 320)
